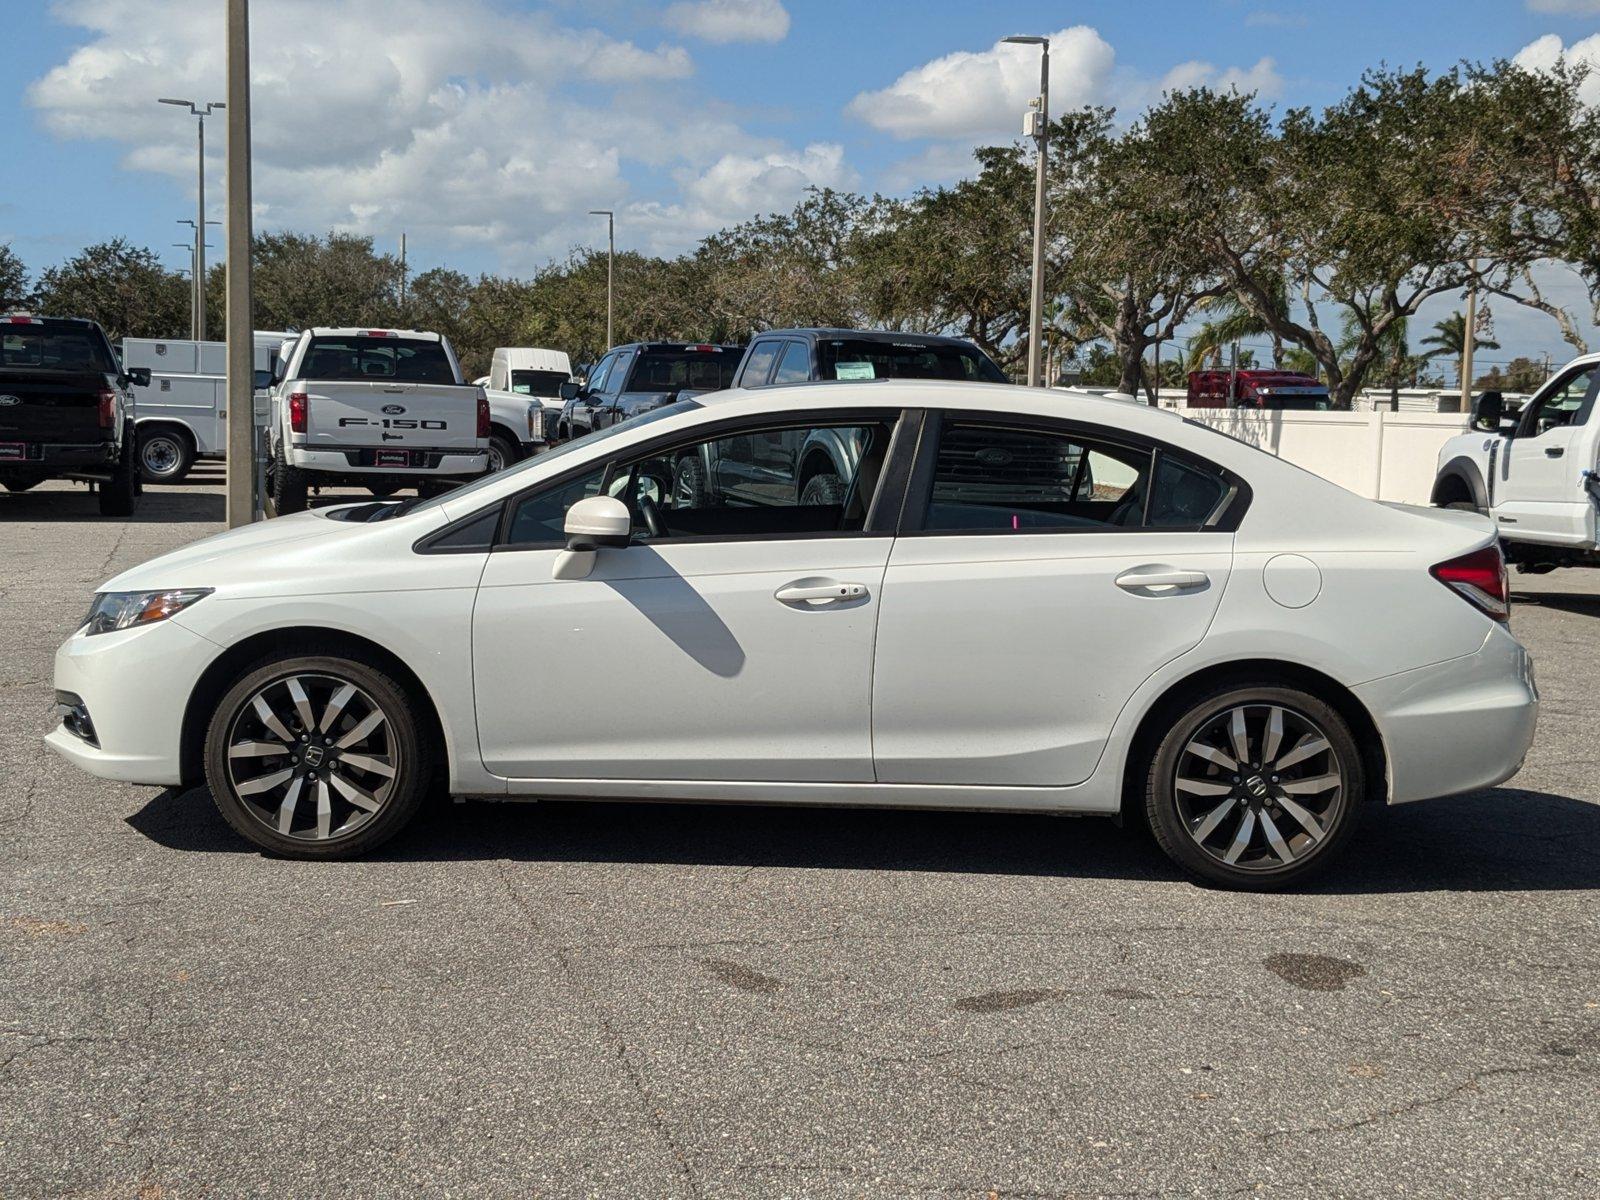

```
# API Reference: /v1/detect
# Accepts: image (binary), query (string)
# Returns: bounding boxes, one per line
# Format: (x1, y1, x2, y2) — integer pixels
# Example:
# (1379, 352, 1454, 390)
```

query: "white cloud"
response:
(1244, 10, 1309, 28)
(665, 0, 790, 44)
(1525, 2, 1600, 15)
(27, 0, 841, 267)
(846, 26, 1116, 140)
(1153, 56, 1284, 101)
(1513, 32, 1600, 107)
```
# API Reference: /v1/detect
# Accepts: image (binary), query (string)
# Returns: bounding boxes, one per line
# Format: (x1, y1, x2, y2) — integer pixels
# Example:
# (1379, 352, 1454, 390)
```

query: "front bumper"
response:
(1354, 622, 1538, 804)
(42, 616, 218, 787)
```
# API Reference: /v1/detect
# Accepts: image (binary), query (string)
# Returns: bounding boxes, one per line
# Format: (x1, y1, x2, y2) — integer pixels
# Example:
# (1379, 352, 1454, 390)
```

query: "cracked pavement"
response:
(2, 471, 1598, 1197)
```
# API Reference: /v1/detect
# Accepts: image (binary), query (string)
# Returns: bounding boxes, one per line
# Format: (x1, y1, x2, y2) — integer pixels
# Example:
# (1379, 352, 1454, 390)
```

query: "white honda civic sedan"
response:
(46, 382, 1537, 888)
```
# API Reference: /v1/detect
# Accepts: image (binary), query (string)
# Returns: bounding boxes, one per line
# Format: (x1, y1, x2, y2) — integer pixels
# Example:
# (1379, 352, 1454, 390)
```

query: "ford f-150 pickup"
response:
(266, 328, 489, 513)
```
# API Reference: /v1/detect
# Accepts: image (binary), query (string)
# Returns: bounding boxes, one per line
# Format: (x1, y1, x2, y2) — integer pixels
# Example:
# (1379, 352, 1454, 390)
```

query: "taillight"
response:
(476, 394, 491, 439)
(1431, 545, 1509, 623)
(97, 388, 116, 430)
(288, 391, 308, 433)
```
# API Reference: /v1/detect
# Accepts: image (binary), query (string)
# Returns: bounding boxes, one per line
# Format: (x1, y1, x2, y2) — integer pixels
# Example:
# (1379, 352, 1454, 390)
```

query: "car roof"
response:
(613, 341, 743, 352)
(753, 328, 978, 348)
(305, 328, 443, 341)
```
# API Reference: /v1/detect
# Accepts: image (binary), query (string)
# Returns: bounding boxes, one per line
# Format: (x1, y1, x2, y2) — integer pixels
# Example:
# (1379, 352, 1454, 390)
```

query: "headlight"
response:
(81, 589, 213, 636)
(527, 401, 541, 439)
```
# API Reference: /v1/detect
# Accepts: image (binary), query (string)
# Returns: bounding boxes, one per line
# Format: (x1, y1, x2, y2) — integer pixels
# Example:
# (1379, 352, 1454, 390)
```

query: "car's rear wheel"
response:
(1144, 683, 1363, 890)
(204, 653, 430, 858)
(139, 427, 194, 483)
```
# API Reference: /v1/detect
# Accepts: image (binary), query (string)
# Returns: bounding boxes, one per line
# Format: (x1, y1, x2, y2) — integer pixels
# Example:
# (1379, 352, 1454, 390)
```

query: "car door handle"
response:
(1545, 446, 1565, 458)
(775, 581, 868, 604)
(1114, 566, 1209, 592)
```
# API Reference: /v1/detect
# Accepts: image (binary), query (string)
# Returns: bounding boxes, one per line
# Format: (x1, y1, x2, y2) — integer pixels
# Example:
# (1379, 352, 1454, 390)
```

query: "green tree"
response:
(1420, 311, 1499, 385)
(251, 232, 404, 333)
(0, 244, 31, 311)
(34, 239, 188, 342)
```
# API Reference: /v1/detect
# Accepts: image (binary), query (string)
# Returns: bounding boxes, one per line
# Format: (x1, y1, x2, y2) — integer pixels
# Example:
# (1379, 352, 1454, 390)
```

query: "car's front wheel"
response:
(203, 652, 431, 858)
(1143, 683, 1363, 890)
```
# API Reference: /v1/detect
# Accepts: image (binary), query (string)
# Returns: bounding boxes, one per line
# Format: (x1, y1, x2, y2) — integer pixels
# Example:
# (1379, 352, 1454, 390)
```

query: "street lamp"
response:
(159, 98, 225, 340)
(176, 218, 219, 338)
(590, 209, 615, 349)
(1002, 35, 1049, 388)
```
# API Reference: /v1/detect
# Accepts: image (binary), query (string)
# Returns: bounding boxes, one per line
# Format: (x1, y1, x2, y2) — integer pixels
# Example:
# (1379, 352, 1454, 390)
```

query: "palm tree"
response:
(1420, 312, 1499, 386)
(1184, 273, 1292, 371)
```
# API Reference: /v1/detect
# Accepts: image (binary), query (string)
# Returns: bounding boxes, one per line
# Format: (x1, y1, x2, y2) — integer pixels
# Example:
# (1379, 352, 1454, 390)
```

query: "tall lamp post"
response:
(590, 209, 615, 349)
(1003, 35, 1049, 388)
(176, 218, 219, 338)
(159, 98, 225, 341)
(224, 0, 256, 527)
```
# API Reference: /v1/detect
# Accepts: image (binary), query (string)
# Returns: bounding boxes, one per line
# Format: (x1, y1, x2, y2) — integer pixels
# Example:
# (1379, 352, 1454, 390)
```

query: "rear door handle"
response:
(775, 580, 868, 604)
(1114, 566, 1209, 592)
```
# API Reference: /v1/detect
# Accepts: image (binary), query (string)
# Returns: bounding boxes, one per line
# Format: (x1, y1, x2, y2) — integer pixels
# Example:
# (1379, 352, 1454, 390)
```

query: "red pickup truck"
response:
(1187, 369, 1331, 410)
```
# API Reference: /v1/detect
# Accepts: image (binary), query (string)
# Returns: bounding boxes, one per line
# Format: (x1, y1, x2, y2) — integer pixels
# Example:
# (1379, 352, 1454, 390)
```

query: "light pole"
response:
(590, 209, 614, 349)
(159, 98, 225, 340)
(223, 0, 255, 527)
(176, 218, 219, 338)
(1003, 35, 1049, 388)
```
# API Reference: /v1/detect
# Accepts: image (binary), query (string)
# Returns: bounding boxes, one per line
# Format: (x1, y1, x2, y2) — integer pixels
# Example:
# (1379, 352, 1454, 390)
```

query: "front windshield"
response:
(390, 398, 704, 518)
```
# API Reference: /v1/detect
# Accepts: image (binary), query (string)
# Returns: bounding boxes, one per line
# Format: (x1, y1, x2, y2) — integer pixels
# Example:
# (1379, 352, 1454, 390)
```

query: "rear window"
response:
(820, 339, 1006, 384)
(628, 349, 741, 394)
(1, 324, 116, 373)
(300, 337, 456, 383)
(509, 369, 568, 397)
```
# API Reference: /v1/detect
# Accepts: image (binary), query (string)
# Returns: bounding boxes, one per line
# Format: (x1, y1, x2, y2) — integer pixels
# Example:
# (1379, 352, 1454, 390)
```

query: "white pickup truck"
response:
(267, 327, 489, 513)
(1431, 351, 1600, 572)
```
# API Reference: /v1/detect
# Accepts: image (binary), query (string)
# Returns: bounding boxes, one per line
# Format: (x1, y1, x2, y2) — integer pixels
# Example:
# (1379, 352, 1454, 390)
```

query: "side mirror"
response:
(253, 369, 273, 391)
(559, 380, 581, 401)
(553, 495, 632, 580)
(124, 367, 152, 388)
(1471, 389, 1505, 434)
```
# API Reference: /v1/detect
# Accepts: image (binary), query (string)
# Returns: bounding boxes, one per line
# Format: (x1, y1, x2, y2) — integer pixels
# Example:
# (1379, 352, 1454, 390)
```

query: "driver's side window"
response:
(1521, 365, 1600, 436)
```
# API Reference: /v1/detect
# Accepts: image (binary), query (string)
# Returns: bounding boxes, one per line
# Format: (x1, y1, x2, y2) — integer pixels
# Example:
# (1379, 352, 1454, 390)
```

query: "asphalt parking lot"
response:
(2, 469, 1598, 1198)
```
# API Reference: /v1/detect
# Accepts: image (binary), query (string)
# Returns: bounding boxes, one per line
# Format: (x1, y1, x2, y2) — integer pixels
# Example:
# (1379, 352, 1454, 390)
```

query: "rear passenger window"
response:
(737, 342, 782, 388)
(920, 423, 1234, 533)
(772, 340, 812, 384)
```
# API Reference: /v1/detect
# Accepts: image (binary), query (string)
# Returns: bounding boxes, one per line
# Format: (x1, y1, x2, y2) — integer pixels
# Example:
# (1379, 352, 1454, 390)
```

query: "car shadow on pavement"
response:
(1510, 589, 1600, 618)
(126, 783, 1600, 892)
(0, 489, 224, 523)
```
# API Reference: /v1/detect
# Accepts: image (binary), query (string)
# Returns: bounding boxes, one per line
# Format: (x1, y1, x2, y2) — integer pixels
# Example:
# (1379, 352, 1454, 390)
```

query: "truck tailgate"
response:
(0, 370, 107, 443)
(300, 382, 481, 451)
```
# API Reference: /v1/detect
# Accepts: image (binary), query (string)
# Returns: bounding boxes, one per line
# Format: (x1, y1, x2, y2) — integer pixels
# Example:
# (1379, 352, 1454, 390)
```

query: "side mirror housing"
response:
(1471, 389, 1505, 434)
(553, 495, 632, 580)
(252, 369, 273, 391)
(559, 380, 581, 401)
(124, 367, 152, 388)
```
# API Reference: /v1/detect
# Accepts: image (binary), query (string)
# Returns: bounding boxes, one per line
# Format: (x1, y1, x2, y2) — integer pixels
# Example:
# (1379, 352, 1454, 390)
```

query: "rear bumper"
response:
(0, 441, 118, 474)
(286, 446, 488, 476)
(1354, 623, 1538, 804)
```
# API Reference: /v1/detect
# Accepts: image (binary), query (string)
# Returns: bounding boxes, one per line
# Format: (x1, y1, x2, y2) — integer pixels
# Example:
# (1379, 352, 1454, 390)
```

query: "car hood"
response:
(99, 507, 375, 593)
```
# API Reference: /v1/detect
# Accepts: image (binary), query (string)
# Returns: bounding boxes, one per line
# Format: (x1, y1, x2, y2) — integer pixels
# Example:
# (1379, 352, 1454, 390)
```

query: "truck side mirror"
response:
(553, 495, 632, 580)
(1471, 390, 1505, 434)
(559, 381, 581, 401)
(124, 367, 152, 388)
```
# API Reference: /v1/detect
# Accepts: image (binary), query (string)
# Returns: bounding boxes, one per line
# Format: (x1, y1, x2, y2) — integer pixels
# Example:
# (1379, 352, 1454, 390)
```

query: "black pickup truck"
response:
(0, 315, 147, 516)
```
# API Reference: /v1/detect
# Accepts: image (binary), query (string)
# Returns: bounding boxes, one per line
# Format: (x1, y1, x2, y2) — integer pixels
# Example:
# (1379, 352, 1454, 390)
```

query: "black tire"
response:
(799, 471, 844, 506)
(203, 650, 432, 859)
(138, 427, 194, 484)
(98, 436, 139, 517)
(271, 440, 309, 515)
(674, 454, 710, 507)
(1142, 682, 1364, 891)
(487, 431, 520, 473)
(418, 479, 457, 499)
(1, 479, 39, 493)
(1444, 500, 1481, 513)
(367, 483, 401, 499)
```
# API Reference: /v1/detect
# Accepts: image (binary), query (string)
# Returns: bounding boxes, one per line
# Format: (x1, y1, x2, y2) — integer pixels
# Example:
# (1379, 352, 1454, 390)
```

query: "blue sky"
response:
(3, 0, 1599, 368)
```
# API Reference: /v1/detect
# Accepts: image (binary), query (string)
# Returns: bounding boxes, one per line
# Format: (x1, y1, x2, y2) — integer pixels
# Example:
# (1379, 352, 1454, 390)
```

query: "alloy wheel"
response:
(224, 672, 400, 842)
(1173, 703, 1345, 872)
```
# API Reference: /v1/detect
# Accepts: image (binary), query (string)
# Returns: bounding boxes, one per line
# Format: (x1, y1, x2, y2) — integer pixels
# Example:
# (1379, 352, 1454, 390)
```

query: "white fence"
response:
(1172, 407, 1469, 505)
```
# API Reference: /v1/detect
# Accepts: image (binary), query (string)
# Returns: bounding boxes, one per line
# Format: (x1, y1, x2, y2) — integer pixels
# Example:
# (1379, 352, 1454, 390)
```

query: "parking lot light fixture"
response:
(1002, 35, 1049, 388)
(159, 98, 226, 340)
(590, 210, 615, 350)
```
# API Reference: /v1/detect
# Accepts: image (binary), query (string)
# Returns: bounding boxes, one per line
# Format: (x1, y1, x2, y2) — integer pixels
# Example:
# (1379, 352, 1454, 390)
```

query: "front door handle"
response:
(1115, 566, 1209, 592)
(775, 580, 868, 604)
(1545, 446, 1565, 458)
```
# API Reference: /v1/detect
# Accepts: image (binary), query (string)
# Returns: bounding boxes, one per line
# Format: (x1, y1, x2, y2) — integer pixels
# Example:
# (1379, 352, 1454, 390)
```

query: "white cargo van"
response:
(121, 332, 290, 482)
(487, 347, 572, 442)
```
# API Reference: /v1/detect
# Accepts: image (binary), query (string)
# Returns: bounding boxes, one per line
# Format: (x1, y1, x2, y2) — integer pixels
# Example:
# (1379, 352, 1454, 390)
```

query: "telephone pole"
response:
(1003, 35, 1049, 387)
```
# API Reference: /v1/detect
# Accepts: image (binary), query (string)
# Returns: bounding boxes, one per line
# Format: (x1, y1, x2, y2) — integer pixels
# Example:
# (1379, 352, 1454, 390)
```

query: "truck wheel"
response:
(2, 479, 39, 493)
(271, 442, 309, 515)
(418, 480, 457, 500)
(487, 432, 520, 473)
(800, 472, 844, 506)
(673, 454, 710, 507)
(139, 427, 194, 484)
(366, 483, 401, 499)
(98, 438, 140, 517)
